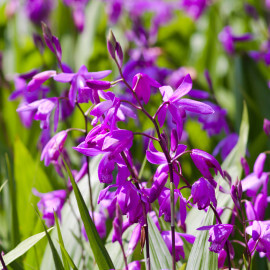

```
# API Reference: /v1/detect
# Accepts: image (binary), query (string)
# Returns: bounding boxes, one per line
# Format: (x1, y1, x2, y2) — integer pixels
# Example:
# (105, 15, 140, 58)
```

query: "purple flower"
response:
(25, 0, 54, 24)
(41, 130, 68, 166)
(249, 41, 270, 66)
(219, 26, 252, 55)
(190, 149, 224, 183)
(27, 70, 56, 92)
(90, 91, 136, 127)
(132, 73, 160, 104)
(212, 133, 238, 160)
(191, 177, 217, 210)
(245, 194, 268, 222)
(180, 0, 208, 20)
(197, 224, 233, 253)
(146, 139, 187, 188)
(63, 0, 89, 32)
(54, 65, 111, 106)
(158, 75, 214, 139)
(16, 97, 59, 131)
(127, 223, 142, 256)
(33, 189, 66, 226)
(161, 231, 195, 261)
(125, 261, 141, 270)
(112, 204, 123, 244)
(241, 153, 268, 197)
(264, 118, 270, 136)
(82, 211, 107, 239)
(198, 102, 229, 136)
(158, 188, 187, 224)
(246, 221, 270, 257)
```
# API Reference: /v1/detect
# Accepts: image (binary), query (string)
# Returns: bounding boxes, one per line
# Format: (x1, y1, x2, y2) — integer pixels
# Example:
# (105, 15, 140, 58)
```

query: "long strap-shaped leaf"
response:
(54, 212, 71, 270)
(0, 228, 53, 268)
(62, 158, 114, 270)
(37, 210, 65, 270)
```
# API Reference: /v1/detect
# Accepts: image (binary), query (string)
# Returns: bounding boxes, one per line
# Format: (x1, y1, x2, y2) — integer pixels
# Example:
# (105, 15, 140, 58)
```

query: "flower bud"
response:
(230, 185, 241, 210)
(107, 30, 117, 59)
(116, 42, 123, 67)
(263, 118, 270, 136)
(171, 128, 178, 153)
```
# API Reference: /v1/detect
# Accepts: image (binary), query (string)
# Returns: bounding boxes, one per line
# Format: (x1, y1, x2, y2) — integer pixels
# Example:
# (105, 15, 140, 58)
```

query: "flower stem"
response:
(170, 181, 176, 270)
(0, 252, 7, 270)
(210, 204, 231, 270)
(120, 242, 129, 270)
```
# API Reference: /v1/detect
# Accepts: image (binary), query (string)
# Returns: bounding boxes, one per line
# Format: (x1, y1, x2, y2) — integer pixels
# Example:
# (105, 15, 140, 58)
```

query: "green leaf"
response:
(37, 210, 65, 270)
(14, 138, 52, 239)
(54, 212, 70, 270)
(186, 103, 249, 270)
(0, 228, 53, 267)
(40, 157, 103, 269)
(145, 214, 182, 269)
(186, 210, 217, 270)
(62, 157, 114, 270)
(0, 179, 7, 193)
(5, 153, 20, 247)
(58, 243, 79, 270)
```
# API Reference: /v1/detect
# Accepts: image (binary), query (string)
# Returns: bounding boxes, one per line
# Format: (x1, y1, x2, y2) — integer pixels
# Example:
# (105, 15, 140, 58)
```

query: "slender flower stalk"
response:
(0, 252, 7, 270)
(209, 205, 232, 270)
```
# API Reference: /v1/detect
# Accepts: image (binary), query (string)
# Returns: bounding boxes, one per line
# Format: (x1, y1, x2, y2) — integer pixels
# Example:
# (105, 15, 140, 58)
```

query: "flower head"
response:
(219, 26, 252, 55)
(54, 65, 111, 106)
(33, 189, 66, 226)
(41, 130, 68, 166)
(132, 73, 160, 104)
(16, 98, 59, 131)
(191, 177, 217, 210)
(161, 231, 195, 261)
(197, 224, 233, 253)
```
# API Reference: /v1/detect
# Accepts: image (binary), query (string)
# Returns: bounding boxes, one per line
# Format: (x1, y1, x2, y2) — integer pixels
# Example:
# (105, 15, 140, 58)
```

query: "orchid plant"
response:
(1, 1, 270, 270)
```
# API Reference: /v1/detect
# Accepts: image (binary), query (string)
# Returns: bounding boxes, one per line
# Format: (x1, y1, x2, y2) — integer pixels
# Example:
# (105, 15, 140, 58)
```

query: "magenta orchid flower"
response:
(16, 97, 59, 131)
(197, 224, 233, 253)
(161, 230, 195, 261)
(54, 65, 111, 106)
(41, 130, 68, 166)
(33, 188, 66, 226)
(132, 73, 161, 104)
(158, 74, 214, 139)
(219, 26, 252, 55)
(191, 177, 217, 210)
(241, 153, 269, 197)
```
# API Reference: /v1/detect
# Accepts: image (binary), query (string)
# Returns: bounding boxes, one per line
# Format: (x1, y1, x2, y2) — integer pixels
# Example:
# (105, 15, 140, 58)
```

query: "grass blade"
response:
(0, 228, 53, 267)
(59, 243, 79, 270)
(54, 212, 70, 270)
(36, 210, 65, 270)
(62, 157, 114, 270)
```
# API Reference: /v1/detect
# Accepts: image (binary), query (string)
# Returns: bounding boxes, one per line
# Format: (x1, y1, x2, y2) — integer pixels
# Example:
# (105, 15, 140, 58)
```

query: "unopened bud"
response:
(33, 33, 45, 55)
(107, 30, 117, 59)
(171, 128, 178, 153)
(263, 118, 270, 136)
(116, 42, 123, 67)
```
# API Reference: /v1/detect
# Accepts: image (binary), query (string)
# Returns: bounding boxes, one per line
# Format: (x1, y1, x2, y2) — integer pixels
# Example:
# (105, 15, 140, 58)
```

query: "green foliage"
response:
(0, 228, 53, 268)
(63, 158, 114, 270)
